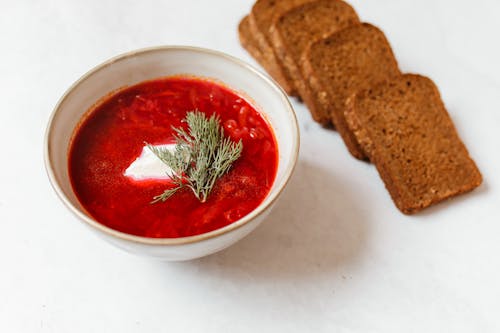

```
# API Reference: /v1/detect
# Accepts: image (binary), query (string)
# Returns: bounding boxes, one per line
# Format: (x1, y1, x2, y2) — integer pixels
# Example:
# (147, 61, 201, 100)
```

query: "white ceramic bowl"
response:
(44, 46, 299, 261)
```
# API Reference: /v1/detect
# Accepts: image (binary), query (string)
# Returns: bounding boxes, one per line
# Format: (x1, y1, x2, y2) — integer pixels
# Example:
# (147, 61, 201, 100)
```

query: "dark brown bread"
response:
(345, 74, 483, 214)
(270, 0, 359, 125)
(249, 0, 315, 96)
(301, 23, 401, 159)
(239, 16, 267, 68)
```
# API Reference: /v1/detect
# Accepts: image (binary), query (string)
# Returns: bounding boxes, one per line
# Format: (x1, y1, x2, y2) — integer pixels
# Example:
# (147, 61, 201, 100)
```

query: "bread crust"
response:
(269, 0, 359, 125)
(239, 16, 267, 68)
(249, 0, 316, 96)
(302, 23, 401, 160)
(345, 74, 483, 214)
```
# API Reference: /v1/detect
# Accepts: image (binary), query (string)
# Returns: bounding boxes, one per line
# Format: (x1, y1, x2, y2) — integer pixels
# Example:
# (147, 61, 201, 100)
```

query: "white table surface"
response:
(1, 0, 499, 332)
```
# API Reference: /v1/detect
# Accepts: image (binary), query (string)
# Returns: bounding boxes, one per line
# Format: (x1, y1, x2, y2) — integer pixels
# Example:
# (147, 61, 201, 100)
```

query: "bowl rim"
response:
(44, 45, 300, 246)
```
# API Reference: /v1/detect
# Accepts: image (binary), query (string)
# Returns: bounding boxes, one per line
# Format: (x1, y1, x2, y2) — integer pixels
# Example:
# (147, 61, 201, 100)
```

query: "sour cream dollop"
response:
(124, 144, 175, 181)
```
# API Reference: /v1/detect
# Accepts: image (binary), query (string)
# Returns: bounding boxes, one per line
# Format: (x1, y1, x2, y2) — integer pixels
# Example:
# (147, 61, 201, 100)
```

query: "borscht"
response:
(68, 77, 278, 238)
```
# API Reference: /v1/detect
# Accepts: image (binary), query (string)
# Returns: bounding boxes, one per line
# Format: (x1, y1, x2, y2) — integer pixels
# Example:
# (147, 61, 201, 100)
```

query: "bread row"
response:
(238, 0, 482, 214)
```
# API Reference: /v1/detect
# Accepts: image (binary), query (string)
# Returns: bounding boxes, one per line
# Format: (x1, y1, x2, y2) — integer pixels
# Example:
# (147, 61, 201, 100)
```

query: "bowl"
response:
(44, 46, 299, 261)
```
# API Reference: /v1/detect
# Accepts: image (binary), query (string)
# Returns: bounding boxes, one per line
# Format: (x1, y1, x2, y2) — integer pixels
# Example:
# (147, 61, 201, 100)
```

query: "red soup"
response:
(69, 77, 278, 238)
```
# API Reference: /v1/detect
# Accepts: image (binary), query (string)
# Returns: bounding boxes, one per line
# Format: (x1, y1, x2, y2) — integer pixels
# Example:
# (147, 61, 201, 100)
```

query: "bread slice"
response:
(239, 16, 267, 68)
(249, 0, 314, 96)
(345, 74, 483, 214)
(301, 23, 401, 159)
(270, 0, 359, 124)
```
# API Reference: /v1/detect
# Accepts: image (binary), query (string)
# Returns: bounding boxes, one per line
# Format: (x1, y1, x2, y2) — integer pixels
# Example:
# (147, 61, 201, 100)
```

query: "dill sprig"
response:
(147, 110, 243, 203)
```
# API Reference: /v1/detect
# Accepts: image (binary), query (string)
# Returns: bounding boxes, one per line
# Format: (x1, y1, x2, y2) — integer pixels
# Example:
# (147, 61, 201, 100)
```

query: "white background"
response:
(1, 0, 499, 332)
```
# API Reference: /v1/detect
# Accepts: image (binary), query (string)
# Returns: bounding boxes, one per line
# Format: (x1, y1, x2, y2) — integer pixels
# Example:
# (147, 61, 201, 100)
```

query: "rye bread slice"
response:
(345, 74, 483, 214)
(239, 16, 267, 68)
(270, 0, 359, 124)
(249, 0, 314, 96)
(301, 23, 401, 159)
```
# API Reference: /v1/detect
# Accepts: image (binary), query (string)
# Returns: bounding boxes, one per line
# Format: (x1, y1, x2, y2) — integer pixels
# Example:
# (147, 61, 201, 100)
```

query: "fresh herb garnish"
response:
(147, 110, 243, 203)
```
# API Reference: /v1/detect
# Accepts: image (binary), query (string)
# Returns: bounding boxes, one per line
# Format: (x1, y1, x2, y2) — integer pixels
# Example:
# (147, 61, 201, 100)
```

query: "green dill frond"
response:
(147, 110, 243, 203)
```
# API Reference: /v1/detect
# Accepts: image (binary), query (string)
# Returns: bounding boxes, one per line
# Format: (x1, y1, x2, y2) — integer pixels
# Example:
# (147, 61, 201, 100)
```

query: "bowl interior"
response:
(46, 46, 299, 241)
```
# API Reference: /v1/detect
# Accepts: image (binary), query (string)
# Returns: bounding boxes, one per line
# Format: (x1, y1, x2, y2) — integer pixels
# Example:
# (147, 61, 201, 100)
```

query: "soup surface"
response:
(69, 77, 278, 238)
